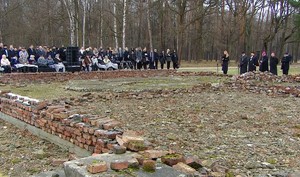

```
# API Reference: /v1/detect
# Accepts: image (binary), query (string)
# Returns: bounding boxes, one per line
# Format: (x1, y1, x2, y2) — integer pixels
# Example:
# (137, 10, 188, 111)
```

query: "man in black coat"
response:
(239, 51, 248, 74)
(248, 52, 258, 72)
(270, 52, 279, 75)
(281, 52, 291, 75)
(171, 50, 179, 69)
(1, 44, 9, 58)
(27, 45, 36, 59)
(259, 51, 269, 72)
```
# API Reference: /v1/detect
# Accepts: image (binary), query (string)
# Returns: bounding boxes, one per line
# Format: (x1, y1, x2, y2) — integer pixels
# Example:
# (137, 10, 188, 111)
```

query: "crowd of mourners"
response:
(0, 43, 180, 73)
(79, 46, 179, 71)
(221, 50, 293, 75)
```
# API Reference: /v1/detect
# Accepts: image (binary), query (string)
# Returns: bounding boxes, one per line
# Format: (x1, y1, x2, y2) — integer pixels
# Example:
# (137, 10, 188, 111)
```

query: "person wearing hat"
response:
(239, 51, 248, 74)
(259, 51, 268, 72)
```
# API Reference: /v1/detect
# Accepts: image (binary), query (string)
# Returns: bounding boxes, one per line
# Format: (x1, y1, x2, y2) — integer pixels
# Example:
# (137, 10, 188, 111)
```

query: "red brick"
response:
(173, 162, 196, 174)
(103, 121, 121, 130)
(87, 161, 108, 174)
(143, 150, 169, 159)
(110, 160, 129, 171)
(161, 153, 185, 166)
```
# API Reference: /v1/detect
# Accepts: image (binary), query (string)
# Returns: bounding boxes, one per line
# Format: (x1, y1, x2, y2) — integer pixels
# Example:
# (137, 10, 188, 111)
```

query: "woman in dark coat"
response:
(221, 50, 229, 74)
(269, 52, 279, 75)
(259, 51, 268, 72)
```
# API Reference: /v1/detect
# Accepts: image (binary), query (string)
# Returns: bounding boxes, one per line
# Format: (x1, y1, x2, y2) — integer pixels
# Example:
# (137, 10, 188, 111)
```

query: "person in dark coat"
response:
(1, 45, 9, 58)
(129, 48, 136, 70)
(239, 51, 248, 74)
(136, 47, 142, 70)
(153, 49, 159, 69)
(221, 50, 229, 74)
(123, 47, 130, 61)
(281, 52, 291, 75)
(259, 51, 268, 72)
(149, 49, 155, 69)
(248, 52, 258, 72)
(142, 47, 148, 70)
(166, 49, 172, 70)
(159, 51, 166, 69)
(269, 52, 279, 75)
(27, 45, 36, 59)
(171, 50, 179, 69)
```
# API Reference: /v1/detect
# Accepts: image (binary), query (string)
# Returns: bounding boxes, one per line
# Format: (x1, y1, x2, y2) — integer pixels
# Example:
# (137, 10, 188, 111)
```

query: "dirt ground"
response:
(1, 73, 300, 177)
(0, 119, 69, 177)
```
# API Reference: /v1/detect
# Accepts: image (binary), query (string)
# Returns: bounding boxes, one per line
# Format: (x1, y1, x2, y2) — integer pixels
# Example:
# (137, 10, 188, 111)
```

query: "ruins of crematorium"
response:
(1, 70, 300, 177)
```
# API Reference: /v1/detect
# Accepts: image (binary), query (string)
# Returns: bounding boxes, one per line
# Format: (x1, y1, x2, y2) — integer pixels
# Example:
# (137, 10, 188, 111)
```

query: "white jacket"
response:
(1, 58, 10, 66)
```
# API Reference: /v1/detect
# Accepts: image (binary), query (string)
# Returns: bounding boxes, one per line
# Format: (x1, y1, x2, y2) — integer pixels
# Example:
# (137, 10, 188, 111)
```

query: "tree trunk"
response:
(113, 2, 118, 49)
(81, 0, 87, 48)
(62, 0, 76, 46)
(122, 0, 127, 50)
(147, 0, 153, 51)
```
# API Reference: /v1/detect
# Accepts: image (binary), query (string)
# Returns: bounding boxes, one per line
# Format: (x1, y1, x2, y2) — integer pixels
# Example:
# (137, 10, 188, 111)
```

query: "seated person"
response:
(53, 54, 65, 72)
(18, 47, 29, 64)
(37, 56, 48, 66)
(103, 56, 111, 64)
(1, 54, 12, 73)
(47, 55, 55, 66)
(28, 55, 37, 65)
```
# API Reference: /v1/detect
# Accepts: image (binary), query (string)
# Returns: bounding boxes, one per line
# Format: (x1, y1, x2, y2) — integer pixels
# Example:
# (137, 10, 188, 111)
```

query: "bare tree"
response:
(62, 0, 77, 46)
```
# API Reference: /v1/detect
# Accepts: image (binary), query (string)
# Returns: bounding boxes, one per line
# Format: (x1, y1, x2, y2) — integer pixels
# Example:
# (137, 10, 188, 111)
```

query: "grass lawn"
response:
(179, 64, 300, 76)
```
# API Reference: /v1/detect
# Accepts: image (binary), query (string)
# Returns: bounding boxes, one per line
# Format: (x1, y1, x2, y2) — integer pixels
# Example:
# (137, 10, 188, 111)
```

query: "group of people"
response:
(0, 44, 66, 73)
(0, 43, 180, 73)
(221, 50, 292, 75)
(79, 47, 179, 71)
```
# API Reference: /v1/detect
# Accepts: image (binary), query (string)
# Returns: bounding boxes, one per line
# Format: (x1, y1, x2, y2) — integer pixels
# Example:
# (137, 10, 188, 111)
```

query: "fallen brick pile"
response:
(226, 72, 300, 97)
(0, 70, 174, 84)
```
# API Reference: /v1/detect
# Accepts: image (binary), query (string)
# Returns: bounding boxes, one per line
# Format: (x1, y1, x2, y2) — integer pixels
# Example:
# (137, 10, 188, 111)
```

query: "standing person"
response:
(149, 50, 155, 69)
(154, 49, 159, 69)
(221, 50, 229, 74)
(142, 47, 148, 70)
(130, 48, 137, 70)
(269, 52, 279, 75)
(27, 45, 36, 59)
(136, 47, 143, 70)
(160, 50, 166, 69)
(281, 52, 291, 75)
(259, 51, 268, 72)
(171, 50, 179, 69)
(248, 52, 258, 72)
(82, 55, 92, 72)
(239, 51, 248, 74)
(166, 49, 172, 70)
